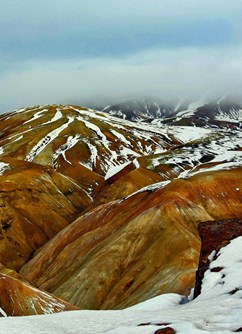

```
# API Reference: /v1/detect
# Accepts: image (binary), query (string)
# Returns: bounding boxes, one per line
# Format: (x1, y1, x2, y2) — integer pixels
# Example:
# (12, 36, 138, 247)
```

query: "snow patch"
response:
(0, 307, 7, 317)
(0, 162, 10, 175)
(215, 108, 242, 123)
(126, 293, 186, 311)
(23, 109, 48, 124)
(52, 135, 80, 166)
(26, 116, 74, 162)
(170, 126, 212, 144)
(198, 236, 242, 299)
(125, 180, 171, 199)
(111, 129, 131, 146)
(133, 158, 140, 169)
(84, 141, 98, 170)
(105, 162, 130, 180)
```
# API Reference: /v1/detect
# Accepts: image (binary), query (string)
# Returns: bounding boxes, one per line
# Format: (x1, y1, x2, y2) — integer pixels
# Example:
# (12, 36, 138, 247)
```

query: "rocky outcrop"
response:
(154, 328, 176, 334)
(194, 218, 242, 298)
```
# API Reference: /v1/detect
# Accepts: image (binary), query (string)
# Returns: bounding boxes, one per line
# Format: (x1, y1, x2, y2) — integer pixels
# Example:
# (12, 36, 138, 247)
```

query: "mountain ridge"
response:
(95, 97, 242, 129)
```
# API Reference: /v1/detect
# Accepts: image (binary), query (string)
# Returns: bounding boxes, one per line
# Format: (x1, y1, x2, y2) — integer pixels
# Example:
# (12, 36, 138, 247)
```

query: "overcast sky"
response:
(1, 0, 242, 112)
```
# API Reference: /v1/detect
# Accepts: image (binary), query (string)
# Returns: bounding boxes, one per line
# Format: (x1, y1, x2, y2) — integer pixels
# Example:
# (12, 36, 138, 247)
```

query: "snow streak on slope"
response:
(23, 109, 48, 124)
(52, 135, 80, 166)
(0, 162, 10, 175)
(41, 109, 63, 125)
(79, 140, 98, 171)
(25, 116, 74, 162)
(105, 162, 130, 180)
(110, 129, 131, 146)
(23, 108, 62, 126)
(0, 307, 7, 317)
(125, 180, 171, 199)
(80, 118, 110, 150)
(1, 237, 242, 333)
(174, 100, 206, 120)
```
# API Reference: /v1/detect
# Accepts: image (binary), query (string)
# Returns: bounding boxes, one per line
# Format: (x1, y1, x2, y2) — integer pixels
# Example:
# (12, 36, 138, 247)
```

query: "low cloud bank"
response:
(1, 46, 242, 113)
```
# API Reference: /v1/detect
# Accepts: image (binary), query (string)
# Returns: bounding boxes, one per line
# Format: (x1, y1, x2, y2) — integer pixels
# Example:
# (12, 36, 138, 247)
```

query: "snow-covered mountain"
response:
(96, 97, 242, 129)
(97, 97, 183, 122)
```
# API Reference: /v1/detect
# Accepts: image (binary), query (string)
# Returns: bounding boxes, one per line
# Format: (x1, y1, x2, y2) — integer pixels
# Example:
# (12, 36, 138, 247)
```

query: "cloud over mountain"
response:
(1, 0, 242, 111)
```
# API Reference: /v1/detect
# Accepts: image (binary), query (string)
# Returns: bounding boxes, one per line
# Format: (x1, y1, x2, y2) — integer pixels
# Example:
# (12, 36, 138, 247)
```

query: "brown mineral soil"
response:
(93, 164, 164, 206)
(0, 158, 92, 270)
(0, 264, 79, 316)
(20, 167, 242, 310)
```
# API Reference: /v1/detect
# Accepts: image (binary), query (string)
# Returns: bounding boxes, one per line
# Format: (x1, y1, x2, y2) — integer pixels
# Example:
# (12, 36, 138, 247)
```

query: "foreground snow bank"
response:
(1, 237, 242, 333)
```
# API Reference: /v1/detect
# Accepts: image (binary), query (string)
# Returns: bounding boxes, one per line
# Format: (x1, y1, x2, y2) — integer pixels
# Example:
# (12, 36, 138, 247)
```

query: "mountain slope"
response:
(98, 97, 181, 121)
(0, 157, 91, 270)
(0, 103, 242, 315)
(0, 264, 79, 316)
(0, 104, 179, 273)
(0, 105, 175, 183)
(97, 97, 242, 129)
(2, 222, 242, 332)
(20, 167, 242, 309)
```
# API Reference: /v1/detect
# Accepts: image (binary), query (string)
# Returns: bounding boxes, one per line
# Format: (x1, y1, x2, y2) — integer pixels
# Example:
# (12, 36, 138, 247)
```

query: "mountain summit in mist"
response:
(95, 96, 242, 129)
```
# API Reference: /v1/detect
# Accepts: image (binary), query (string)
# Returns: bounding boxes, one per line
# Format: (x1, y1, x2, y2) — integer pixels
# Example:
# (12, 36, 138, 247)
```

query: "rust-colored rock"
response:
(194, 218, 242, 298)
(20, 168, 242, 310)
(93, 165, 164, 207)
(0, 264, 79, 316)
(0, 158, 92, 270)
(154, 327, 176, 334)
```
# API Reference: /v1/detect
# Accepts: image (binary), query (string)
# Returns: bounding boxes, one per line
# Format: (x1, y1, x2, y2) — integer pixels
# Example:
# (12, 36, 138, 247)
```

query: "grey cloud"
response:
(0, 18, 234, 63)
(1, 0, 242, 112)
(0, 0, 241, 61)
(1, 46, 242, 112)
